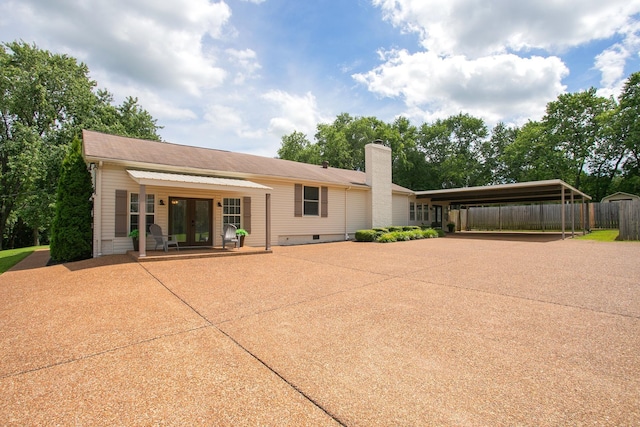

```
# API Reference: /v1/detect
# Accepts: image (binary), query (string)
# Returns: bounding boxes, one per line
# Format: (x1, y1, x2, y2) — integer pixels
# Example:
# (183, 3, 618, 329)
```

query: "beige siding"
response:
(392, 193, 410, 226)
(95, 165, 370, 254)
(264, 180, 348, 246)
(346, 188, 369, 234)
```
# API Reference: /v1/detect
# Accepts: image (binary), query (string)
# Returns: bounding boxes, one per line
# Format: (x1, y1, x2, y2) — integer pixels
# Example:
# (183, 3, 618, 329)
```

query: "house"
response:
(601, 192, 640, 203)
(82, 130, 424, 257)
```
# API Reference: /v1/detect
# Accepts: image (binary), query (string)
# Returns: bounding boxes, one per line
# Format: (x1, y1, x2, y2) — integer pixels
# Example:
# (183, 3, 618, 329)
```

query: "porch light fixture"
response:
(159, 199, 165, 206)
(217, 201, 222, 207)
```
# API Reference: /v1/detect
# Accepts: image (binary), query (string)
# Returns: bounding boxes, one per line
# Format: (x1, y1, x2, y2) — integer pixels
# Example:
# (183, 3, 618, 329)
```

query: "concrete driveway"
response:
(1, 237, 639, 426)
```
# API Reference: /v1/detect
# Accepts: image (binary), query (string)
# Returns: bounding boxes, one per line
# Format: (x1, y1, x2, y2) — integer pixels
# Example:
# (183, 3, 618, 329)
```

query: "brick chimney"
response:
(365, 141, 392, 228)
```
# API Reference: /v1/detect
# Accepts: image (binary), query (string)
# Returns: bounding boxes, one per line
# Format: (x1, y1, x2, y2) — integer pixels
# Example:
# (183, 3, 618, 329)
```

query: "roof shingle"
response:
(82, 130, 412, 193)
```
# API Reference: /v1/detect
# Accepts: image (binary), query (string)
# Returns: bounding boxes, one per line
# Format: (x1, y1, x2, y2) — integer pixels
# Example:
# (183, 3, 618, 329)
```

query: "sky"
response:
(1, 0, 639, 157)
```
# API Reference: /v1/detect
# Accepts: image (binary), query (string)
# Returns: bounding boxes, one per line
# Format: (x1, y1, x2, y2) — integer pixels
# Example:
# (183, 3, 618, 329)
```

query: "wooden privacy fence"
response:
(449, 204, 586, 231)
(592, 202, 619, 229)
(618, 201, 640, 240)
(448, 202, 639, 239)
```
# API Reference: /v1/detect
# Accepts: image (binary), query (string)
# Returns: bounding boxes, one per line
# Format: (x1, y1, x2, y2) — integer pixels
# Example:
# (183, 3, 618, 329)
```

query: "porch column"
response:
(139, 184, 146, 257)
(571, 191, 575, 238)
(265, 193, 271, 251)
(561, 185, 565, 240)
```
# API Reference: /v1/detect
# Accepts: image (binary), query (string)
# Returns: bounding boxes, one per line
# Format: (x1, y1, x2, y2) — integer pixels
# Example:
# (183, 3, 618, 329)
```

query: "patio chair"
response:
(221, 224, 239, 249)
(149, 224, 180, 252)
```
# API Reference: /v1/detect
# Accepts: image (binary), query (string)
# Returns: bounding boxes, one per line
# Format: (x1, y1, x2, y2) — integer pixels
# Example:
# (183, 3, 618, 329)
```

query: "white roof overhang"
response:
(127, 170, 272, 191)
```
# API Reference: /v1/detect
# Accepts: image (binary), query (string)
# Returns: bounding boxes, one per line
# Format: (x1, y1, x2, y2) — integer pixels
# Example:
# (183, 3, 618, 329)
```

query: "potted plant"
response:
(446, 222, 456, 233)
(236, 228, 248, 247)
(128, 229, 140, 251)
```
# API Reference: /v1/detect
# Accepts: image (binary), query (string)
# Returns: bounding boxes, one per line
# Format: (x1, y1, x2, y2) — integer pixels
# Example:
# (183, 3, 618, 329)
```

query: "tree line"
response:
(278, 73, 640, 203)
(1, 41, 162, 250)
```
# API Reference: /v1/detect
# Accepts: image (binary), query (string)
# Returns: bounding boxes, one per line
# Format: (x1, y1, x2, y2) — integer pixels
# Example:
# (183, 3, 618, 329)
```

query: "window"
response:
(130, 193, 155, 233)
(416, 204, 423, 222)
(423, 205, 430, 222)
(304, 186, 319, 216)
(409, 202, 415, 221)
(223, 198, 241, 228)
(295, 184, 327, 217)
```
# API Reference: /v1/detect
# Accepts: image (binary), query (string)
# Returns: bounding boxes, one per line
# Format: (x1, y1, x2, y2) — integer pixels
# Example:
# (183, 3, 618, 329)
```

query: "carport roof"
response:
(415, 179, 591, 205)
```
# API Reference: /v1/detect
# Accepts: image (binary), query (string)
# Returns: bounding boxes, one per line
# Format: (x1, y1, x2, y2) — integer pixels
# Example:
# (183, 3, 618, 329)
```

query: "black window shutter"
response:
(115, 190, 128, 237)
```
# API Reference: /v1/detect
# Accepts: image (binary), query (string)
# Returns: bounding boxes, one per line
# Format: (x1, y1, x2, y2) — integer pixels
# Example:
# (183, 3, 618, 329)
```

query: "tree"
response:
(483, 122, 518, 185)
(0, 41, 162, 249)
(501, 120, 565, 183)
(542, 88, 615, 190)
(616, 71, 640, 195)
(50, 137, 93, 262)
(0, 41, 95, 249)
(417, 113, 489, 189)
(277, 131, 320, 164)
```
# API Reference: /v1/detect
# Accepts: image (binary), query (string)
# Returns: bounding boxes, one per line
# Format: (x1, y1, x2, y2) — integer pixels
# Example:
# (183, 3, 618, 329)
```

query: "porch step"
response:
(128, 247, 272, 262)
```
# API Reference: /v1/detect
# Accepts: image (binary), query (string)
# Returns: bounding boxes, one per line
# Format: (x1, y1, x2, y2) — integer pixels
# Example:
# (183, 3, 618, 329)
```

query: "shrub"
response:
(393, 231, 410, 241)
(50, 137, 93, 262)
(409, 230, 423, 240)
(377, 232, 397, 243)
(436, 229, 446, 237)
(355, 229, 377, 242)
(356, 226, 442, 243)
(422, 228, 439, 238)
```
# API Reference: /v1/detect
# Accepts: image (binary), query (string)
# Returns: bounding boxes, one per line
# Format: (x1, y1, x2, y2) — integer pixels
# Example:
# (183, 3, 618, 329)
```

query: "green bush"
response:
(436, 229, 446, 237)
(394, 231, 410, 241)
(377, 232, 397, 243)
(355, 229, 377, 242)
(50, 138, 93, 262)
(409, 230, 423, 239)
(422, 228, 439, 238)
(355, 226, 442, 243)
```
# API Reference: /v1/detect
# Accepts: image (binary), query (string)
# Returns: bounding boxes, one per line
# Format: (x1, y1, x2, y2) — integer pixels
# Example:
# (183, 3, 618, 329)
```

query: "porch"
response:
(128, 246, 272, 263)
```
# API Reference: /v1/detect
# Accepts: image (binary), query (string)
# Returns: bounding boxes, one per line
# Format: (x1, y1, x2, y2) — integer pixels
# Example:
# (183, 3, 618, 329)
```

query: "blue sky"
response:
(1, 0, 639, 157)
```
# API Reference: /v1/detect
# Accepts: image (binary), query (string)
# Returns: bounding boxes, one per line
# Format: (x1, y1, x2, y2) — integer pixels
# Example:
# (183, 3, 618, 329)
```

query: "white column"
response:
(139, 184, 146, 257)
(571, 191, 575, 238)
(561, 185, 565, 240)
(265, 193, 271, 251)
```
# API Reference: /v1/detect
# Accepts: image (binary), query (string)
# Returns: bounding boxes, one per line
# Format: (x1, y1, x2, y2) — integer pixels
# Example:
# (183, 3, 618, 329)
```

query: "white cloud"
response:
(354, 49, 568, 125)
(226, 48, 262, 84)
(261, 90, 329, 137)
(595, 20, 640, 97)
(0, 0, 232, 96)
(358, 0, 640, 126)
(373, 0, 640, 57)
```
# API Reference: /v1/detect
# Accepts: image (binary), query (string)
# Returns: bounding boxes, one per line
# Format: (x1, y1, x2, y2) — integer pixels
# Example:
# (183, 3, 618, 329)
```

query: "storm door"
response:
(169, 198, 213, 246)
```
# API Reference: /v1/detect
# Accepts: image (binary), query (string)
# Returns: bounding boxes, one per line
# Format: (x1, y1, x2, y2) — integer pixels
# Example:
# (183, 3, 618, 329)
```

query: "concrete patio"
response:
(1, 237, 639, 426)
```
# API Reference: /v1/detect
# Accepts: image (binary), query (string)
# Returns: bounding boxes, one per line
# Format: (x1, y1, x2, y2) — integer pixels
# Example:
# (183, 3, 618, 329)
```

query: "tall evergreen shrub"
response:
(50, 137, 93, 262)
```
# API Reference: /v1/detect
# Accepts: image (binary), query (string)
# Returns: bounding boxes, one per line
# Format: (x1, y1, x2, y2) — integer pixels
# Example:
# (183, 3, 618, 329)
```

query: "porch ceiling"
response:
(415, 179, 591, 205)
(127, 170, 272, 192)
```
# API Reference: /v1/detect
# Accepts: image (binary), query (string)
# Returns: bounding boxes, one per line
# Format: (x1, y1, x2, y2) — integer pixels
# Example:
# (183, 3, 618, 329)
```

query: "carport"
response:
(415, 179, 592, 239)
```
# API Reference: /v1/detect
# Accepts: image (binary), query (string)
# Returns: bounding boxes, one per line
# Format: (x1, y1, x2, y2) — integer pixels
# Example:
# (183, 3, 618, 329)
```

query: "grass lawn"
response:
(576, 229, 620, 242)
(0, 246, 48, 274)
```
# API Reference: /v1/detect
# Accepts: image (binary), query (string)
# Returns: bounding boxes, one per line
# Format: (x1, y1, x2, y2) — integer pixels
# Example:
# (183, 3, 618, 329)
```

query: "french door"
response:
(169, 198, 213, 246)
